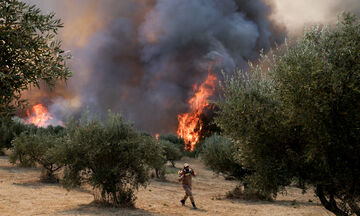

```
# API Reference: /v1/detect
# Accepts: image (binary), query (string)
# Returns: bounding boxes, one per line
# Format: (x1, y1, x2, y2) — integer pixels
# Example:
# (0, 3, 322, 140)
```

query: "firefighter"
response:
(178, 162, 197, 209)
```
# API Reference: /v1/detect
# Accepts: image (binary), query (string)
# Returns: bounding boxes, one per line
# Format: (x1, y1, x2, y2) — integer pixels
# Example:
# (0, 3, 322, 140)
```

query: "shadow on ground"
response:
(12, 180, 92, 194)
(0, 165, 38, 173)
(57, 202, 163, 216)
(227, 199, 321, 207)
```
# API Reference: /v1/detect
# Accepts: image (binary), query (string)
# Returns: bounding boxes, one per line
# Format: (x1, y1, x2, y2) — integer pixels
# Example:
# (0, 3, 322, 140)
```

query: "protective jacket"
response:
(179, 168, 196, 187)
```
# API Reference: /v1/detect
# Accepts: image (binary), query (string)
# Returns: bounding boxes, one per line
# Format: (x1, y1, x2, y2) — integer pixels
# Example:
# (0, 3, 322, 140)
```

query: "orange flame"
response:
(177, 64, 217, 151)
(24, 104, 53, 127)
(155, 133, 159, 140)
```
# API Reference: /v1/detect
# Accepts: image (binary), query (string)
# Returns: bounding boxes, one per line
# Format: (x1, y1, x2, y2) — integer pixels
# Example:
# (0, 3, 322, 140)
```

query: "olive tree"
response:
(0, 117, 32, 150)
(0, 0, 71, 117)
(159, 139, 182, 167)
(217, 66, 298, 197)
(270, 14, 360, 215)
(217, 13, 360, 215)
(62, 112, 164, 207)
(158, 133, 185, 152)
(9, 128, 66, 182)
(201, 134, 248, 181)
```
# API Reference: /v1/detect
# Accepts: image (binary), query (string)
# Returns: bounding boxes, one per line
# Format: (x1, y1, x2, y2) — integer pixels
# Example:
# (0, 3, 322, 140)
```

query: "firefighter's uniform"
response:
(179, 163, 197, 209)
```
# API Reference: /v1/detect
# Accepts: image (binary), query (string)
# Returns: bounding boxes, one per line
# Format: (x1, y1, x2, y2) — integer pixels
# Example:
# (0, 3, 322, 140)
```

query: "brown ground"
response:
(0, 156, 334, 216)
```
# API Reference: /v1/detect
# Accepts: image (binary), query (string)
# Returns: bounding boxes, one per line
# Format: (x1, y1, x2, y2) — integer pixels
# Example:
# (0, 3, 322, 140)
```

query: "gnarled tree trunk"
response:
(315, 185, 348, 216)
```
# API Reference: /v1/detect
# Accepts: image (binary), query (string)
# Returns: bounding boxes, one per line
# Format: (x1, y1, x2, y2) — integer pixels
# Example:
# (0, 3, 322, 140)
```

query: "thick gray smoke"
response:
(23, 0, 284, 133)
(76, 0, 283, 133)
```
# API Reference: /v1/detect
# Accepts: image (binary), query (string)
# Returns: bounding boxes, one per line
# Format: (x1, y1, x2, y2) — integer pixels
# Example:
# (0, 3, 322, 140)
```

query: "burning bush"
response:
(177, 68, 217, 152)
(61, 112, 164, 207)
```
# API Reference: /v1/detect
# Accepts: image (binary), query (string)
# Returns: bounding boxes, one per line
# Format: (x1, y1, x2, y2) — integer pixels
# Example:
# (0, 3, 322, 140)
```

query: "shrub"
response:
(159, 140, 182, 167)
(142, 134, 167, 179)
(158, 133, 205, 158)
(158, 134, 185, 152)
(62, 112, 164, 207)
(0, 118, 32, 150)
(9, 129, 66, 182)
(201, 135, 248, 181)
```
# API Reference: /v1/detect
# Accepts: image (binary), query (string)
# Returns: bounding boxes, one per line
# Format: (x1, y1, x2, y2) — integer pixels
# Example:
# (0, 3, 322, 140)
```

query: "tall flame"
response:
(177, 64, 217, 151)
(24, 104, 53, 127)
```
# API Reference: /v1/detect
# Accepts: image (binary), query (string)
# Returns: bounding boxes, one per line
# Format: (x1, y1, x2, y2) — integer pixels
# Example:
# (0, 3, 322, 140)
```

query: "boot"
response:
(192, 202, 197, 209)
(180, 199, 185, 206)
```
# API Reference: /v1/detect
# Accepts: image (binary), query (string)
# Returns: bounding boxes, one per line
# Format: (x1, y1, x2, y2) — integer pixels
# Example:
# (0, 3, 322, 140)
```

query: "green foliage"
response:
(157, 133, 210, 158)
(191, 139, 208, 157)
(201, 135, 248, 181)
(216, 67, 296, 197)
(143, 135, 167, 179)
(62, 112, 164, 207)
(9, 128, 66, 182)
(160, 133, 202, 158)
(159, 140, 182, 167)
(0, 0, 71, 117)
(216, 13, 360, 215)
(0, 117, 34, 150)
(158, 133, 185, 152)
(268, 13, 360, 215)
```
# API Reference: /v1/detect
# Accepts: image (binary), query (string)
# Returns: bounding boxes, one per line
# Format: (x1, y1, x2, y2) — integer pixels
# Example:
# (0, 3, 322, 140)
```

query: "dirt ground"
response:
(0, 156, 334, 216)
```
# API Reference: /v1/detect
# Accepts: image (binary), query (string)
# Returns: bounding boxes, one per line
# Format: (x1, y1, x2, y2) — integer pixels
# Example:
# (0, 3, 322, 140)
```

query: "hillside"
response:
(0, 156, 333, 216)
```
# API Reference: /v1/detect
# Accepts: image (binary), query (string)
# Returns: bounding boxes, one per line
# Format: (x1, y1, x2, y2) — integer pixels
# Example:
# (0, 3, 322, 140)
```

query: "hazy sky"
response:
(271, 0, 360, 35)
(24, 0, 360, 37)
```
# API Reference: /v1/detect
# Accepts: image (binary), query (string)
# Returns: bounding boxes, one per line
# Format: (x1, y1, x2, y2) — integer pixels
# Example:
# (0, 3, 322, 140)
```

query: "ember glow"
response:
(24, 104, 53, 127)
(177, 65, 217, 151)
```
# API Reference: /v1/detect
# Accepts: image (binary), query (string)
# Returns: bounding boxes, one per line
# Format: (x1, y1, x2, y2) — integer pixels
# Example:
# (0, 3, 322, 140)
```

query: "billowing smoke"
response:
(21, 0, 285, 133)
(80, 0, 285, 133)
(22, 0, 359, 134)
(81, 0, 284, 133)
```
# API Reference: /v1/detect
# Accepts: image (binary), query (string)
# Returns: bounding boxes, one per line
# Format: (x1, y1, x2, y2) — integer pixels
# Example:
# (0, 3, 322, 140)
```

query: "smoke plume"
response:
(21, 0, 359, 133)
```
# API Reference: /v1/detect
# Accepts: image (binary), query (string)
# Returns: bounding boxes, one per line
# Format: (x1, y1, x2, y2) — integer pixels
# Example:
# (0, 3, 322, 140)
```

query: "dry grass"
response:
(0, 156, 334, 216)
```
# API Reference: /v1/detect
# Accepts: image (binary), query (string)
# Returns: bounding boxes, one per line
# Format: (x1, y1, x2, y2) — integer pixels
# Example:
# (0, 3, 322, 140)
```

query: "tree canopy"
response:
(0, 0, 71, 117)
(62, 112, 164, 207)
(216, 13, 360, 215)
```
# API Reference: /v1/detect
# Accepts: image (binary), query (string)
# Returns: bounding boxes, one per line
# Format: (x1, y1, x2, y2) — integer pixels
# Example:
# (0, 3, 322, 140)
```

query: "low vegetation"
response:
(60, 112, 164, 207)
(201, 135, 248, 181)
(0, 118, 34, 151)
(10, 128, 66, 182)
(159, 139, 182, 167)
(3, 112, 166, 207)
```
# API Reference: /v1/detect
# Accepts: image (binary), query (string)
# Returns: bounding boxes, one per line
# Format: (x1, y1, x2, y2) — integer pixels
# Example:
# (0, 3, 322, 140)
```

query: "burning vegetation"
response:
(19, 0, 285, 136)
(24, 104, 53, 128)
(177, 64, 218, 151)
